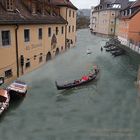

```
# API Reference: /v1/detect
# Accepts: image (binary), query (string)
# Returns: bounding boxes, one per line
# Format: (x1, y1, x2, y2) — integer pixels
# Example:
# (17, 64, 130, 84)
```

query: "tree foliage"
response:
(76, 11, 90, 29)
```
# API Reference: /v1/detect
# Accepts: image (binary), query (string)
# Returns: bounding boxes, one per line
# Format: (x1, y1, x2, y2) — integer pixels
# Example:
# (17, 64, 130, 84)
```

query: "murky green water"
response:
(0, 29, 140, 140)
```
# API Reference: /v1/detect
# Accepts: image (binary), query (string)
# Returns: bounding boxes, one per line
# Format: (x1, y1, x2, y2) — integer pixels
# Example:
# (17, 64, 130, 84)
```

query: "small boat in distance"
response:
(55, 68, 99, 90)
(86, 49, 92, 54)
(0, 89, 10, 115)
(7, 81, 28, 99)
(113, 50, 125, 57)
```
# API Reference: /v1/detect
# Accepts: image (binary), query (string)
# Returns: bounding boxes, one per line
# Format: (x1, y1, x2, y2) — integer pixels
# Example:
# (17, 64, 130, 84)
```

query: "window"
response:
(100, 6, 102, 9)
(69, 10, 71, 17)
(6, 0, 14, 11)
(71, 40, 73, 44)
(72, 26, 74, 32)
(5, 69, 13, 78)
(34, 55, 37, 60)
(2, 31, 11, 46)
(56, 27, 59, 35)
(69, 26, 71, 33)
(61, 26, 64, 34)
(73, 11, 75, 18)
(25, 61, 30, 68)
(48, 27, 51, 37)
(39, 56, 43, 63)
(112, 4, 121, 9)
(38, 28, 42, 40)
(107, 4, 111, 8)
(24, 29, 30, 42)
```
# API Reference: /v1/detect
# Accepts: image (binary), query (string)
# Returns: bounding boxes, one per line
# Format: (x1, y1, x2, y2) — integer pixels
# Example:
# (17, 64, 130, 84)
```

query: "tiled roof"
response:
(120, 1, 134, 11)
(119, 8, 140, 19)
(100, 0, 116, 4)
(0, 1, 67, 25)
(95, 0, 129, 10)
(119, 1, 140, 19)
(52, 0, 78, 10)
(114, 0, 130, 9)
(131, 1, 140, 8)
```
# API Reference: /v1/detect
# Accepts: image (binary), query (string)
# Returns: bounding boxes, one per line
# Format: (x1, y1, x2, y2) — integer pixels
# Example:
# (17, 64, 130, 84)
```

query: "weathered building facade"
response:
(118, 0, 140, 53)
(90, 0, 129, 37)
(0, 0, 77, 83)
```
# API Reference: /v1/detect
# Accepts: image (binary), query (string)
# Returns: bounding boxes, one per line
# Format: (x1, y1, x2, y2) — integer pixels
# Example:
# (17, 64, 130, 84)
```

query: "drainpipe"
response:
(114, 10, 117, 37)
(15, 24, 19, 77)
(65, 7, 68, 50)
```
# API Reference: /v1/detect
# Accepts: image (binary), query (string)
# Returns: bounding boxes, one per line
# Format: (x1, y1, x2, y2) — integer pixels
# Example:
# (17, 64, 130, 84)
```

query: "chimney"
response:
(31, 1, 36, 15)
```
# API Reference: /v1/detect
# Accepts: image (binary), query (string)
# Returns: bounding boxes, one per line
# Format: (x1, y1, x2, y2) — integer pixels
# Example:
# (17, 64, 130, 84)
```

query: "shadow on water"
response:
(9, 98, 24, 110)
(0, 98, 24, 122)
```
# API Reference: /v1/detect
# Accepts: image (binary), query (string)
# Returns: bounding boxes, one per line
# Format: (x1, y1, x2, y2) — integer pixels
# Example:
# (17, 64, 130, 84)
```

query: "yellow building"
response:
(58, 2, 77, 49)
(90, 0, 129, 37)
(0, 0, 77, 83)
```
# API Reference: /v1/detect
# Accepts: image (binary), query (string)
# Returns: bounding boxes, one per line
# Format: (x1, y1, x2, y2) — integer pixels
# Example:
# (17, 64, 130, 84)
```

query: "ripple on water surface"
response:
(0, 29, 139, 140)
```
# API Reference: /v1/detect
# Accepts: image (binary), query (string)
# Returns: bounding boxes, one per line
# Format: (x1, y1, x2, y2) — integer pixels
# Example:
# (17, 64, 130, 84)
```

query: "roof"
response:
(0, 0, 67, 25)
(114, 0, 130, 9)
(119, 1, 140, 20)
(131, 1, 140, 8)
(94, 0, 130, 11)
(52, 0, 78, 10)
(100, 0, 116, 4)
(120, 2, 135, 11)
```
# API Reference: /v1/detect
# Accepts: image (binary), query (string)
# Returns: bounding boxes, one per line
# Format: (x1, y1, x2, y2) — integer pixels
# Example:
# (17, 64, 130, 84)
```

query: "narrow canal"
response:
(1, 29, 140, 140)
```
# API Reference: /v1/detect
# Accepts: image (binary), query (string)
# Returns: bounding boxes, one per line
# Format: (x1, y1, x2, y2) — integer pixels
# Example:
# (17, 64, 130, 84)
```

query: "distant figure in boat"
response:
(93, 65, 98, 74)
(81, 75, 89, 81)
(87, 49, 92, 54)
(88, 72, 94, 78)
(101, 47, 103, 52)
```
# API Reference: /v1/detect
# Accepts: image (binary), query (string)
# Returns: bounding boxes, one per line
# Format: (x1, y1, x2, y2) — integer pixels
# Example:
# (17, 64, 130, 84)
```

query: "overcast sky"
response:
(71, 0, 137, 9)
(71, 0, 100, 9)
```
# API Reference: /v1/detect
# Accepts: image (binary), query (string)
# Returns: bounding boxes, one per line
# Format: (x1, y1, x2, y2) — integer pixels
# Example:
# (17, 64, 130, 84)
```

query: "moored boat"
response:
(55, 68, 99, 90)
(0, 89, 10, 115)
(106, 47, 118, 52)
(7, 81, 28, 99)
(86, 49, 92, 54)
(113, 50, 125, 57)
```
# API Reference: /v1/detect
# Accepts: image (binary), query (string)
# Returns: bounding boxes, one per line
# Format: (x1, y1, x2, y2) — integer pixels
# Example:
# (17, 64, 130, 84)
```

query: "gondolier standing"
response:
(93, 65, 98, 74)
